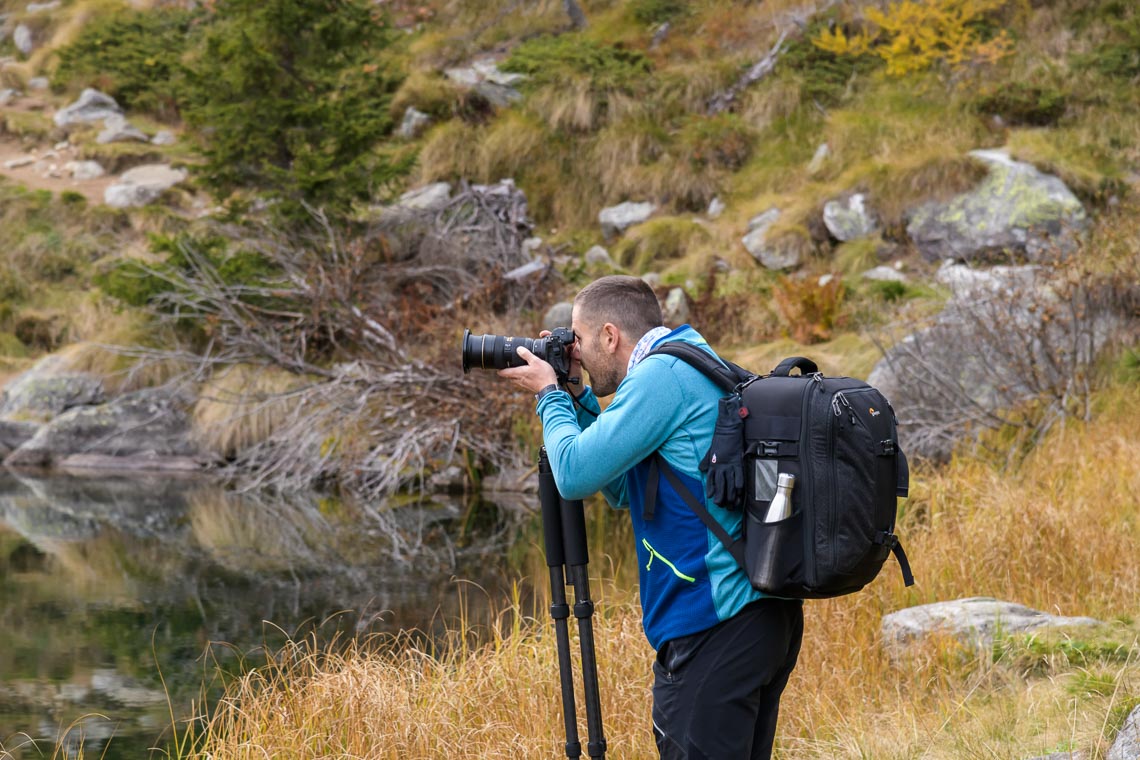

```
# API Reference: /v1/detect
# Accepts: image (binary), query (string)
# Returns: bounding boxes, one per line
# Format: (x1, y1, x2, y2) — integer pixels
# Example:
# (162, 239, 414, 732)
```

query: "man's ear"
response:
(601, 322, 620, 353)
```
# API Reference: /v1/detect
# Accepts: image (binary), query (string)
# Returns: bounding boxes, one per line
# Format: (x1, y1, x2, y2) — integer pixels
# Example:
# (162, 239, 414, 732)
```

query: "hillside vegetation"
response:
(0, 0, 1139, 755)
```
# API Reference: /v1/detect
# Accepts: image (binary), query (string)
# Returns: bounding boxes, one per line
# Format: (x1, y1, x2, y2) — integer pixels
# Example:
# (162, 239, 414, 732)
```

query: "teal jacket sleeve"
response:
(535, 360, 687, 505)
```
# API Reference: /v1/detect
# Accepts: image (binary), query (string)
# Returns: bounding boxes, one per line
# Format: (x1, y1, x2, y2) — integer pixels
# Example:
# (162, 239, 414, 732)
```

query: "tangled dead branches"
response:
(110, 200, 547, 501)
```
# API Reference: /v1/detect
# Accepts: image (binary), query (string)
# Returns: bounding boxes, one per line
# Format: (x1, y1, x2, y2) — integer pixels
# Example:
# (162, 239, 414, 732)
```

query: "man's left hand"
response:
(499, 346, 558, 394)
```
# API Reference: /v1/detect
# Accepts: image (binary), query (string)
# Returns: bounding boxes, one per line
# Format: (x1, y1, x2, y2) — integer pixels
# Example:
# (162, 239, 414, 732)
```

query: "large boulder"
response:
(1109, 705, 1140, 760)
(5, 388, 206, 471)
(741, 208, 802, 270)
(882, 597, 1101, 654)
(823, 193, 878, 241)
(0, 356, 105, 422)
(868, 261, 1122, 460)
(53, 88, 123, 128)
(104, 164, 188, 208)
(906, 149, 1087, 263)
(396, 182, 452, 211)
(599, 201, 656, 239)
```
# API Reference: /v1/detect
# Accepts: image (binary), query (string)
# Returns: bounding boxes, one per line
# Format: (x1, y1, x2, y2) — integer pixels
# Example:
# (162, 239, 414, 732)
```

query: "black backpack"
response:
(647, 344, 914, 599)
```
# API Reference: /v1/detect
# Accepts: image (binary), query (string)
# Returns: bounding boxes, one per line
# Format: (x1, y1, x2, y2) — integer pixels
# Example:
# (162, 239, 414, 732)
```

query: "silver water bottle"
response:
(763, 473, 795, 522)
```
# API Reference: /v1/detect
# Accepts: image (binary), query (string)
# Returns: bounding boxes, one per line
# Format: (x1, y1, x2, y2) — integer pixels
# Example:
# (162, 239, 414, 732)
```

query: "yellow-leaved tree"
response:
(813, 0, 1016, 76)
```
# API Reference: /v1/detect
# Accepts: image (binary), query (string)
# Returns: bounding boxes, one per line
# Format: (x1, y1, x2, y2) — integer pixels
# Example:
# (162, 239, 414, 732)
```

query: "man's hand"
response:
(499, 346, 558, 394)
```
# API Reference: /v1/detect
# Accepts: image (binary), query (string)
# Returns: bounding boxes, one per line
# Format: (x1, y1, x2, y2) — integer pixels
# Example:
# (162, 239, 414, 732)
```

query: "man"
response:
(499, 275, 803, 759)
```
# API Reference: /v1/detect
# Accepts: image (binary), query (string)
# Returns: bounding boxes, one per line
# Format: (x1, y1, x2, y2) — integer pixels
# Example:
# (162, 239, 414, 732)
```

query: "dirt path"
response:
(0, 133, 117, 204)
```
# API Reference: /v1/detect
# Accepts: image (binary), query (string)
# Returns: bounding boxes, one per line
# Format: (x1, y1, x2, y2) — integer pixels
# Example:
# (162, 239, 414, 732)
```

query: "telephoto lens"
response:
(462, 329, 546, 373)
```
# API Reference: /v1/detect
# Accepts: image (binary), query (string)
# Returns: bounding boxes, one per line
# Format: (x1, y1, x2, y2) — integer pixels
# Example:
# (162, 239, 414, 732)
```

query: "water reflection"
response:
(0, 469, 531, 758)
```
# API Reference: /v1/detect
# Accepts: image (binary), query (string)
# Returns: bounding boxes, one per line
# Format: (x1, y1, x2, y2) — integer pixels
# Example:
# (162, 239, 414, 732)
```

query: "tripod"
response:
(538, 446, 607, 760)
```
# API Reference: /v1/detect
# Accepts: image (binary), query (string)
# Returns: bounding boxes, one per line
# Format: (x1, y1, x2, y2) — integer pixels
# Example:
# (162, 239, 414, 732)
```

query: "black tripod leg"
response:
(539, 448, 581, 760)
(561, 495, 607, 759)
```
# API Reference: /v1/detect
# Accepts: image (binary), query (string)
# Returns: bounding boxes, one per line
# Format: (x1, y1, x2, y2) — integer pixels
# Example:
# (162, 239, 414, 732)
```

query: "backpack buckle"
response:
(760, 441, 780, 457)
(879, 439, 896, 456)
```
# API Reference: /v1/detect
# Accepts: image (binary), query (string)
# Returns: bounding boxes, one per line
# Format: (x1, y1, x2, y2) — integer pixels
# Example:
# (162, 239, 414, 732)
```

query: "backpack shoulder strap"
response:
(646, 341, 752, 392)
(652, 453, 746, 571)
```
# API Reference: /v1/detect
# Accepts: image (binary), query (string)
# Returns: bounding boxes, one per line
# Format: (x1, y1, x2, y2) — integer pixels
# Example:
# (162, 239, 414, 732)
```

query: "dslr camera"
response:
(462, 327, 577, 384)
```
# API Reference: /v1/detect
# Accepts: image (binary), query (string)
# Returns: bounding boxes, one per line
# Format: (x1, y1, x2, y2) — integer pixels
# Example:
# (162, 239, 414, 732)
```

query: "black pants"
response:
(651, 597, 804, 759)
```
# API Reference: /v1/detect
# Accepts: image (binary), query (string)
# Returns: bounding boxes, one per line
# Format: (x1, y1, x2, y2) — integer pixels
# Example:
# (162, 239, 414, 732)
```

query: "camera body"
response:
(462, 327, 576, 384)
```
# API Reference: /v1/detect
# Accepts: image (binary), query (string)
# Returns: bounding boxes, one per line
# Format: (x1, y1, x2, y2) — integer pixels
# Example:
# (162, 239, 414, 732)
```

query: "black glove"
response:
(699, 394, 746, 509)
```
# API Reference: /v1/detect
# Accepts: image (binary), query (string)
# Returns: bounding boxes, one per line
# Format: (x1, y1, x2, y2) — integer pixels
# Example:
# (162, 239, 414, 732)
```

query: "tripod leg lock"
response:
(573, 599, 594, 619)
(550, 602, 570, 621)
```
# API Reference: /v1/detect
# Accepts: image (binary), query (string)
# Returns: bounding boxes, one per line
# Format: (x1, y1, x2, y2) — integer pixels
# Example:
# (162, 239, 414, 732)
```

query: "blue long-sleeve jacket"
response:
(536, 325, 762, 649)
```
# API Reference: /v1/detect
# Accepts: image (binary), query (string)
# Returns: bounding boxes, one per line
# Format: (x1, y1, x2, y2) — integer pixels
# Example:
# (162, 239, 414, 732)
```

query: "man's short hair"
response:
(574, 275, 664, 339)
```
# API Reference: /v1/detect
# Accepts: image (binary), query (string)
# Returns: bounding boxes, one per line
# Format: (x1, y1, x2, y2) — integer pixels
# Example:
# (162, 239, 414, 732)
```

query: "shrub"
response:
(52, 6, 199, 121)
(629, 0, 689, 26)
(180, 0, 412, 221)
(500, 35, 652, 94)
(782, 17, 881, 105)
(1072, 8, 1140, 79)
(612, 217, 709, 272)
(974, 82, 1067, 127)
(772, 274, 846, 344)
(813, 0, 1016, 77)
(677, 112, 755, 171)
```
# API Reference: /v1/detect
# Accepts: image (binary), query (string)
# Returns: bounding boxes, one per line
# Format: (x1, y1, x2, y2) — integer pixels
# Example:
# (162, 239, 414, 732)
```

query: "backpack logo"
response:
(869, 407, 881, 417)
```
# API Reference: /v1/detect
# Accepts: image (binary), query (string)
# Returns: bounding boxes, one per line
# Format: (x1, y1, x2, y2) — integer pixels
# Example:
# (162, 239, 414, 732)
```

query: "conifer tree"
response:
(181, 0, 410, 220)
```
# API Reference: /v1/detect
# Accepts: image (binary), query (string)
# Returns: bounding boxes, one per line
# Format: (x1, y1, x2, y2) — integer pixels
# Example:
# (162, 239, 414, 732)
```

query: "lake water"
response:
(0, 469, 533, 758)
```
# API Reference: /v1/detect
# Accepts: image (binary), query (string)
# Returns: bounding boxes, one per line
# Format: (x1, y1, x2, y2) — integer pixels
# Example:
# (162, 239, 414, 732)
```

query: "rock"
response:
(444, 60, 525, 106)
(13, 23, 33, 56)
(650, 22, 671, 49)
(397, 106, 431, 139)
(474, 60, 524, 86)
(522, 237, 544, 257)
(96, 113, 149, 144)
(584, 245, 615, 267)
(503, 259, 546, 281)
(53, 88, 123, 128)
(742, 208, 801, 270)
(3, 155, 35, 169)
(0, 420, 40, 450)
(823, 193, 879, 241)
(481, 466, 538, 494)
(0, 88, 19, 106)
(66, 160, 106, 180)
(707, 197, 726, 219)
(1026, 752, 1086, 760)
(881, 597, 1101, 654)
(807, 142, 830, 174)
(26, 76, 48, 90)
(542, 302, 573, 331)
(397, 182, 452, 211)
(906, 149, 1087, 263)
(151, 129, 176, 146)
(663, 287, 689, 325)
(0, 357, 105, 422)
(5, 388, 204, 469)
(58, 453, 205, 473)
(427, 464, 466, 493)
(1108, 705, 1140, 760)
(474, 81, 522, 108)
(862, 265, 907, 282)
(26, 1, 62, 11)
(599, 201, 656, 239)
(103, 164, 187, 208)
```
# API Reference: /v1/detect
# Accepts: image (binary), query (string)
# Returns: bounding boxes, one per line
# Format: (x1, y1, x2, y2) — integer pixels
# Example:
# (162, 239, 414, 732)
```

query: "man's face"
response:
(571, 304, 622, 397)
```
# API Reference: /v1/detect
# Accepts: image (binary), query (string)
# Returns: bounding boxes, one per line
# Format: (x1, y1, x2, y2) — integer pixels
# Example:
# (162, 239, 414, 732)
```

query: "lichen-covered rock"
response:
(0, 356, 105, 422)
(1108, 705, 1140, 760)
(741, 208, 802, 270)
(104, 164, 187, 208)
(53, 88, 123, 128)
(881, 597, 1101, 654)
(823, 193, 878, 241)
(5, 388, 205, 470)
(906, 149, 1086, 262)
(599, 201, 656, 239)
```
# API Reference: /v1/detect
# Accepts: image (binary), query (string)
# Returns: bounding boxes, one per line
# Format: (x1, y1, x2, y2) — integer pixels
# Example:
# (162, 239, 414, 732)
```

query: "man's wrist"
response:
(535, 383, 561, 402)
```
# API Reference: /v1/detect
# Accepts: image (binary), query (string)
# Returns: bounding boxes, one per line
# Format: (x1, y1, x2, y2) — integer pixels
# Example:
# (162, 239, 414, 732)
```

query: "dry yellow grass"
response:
(177, 382, 1140, 759)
